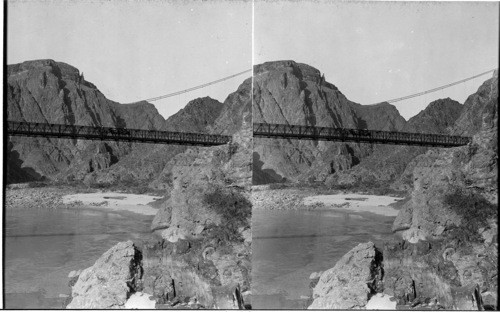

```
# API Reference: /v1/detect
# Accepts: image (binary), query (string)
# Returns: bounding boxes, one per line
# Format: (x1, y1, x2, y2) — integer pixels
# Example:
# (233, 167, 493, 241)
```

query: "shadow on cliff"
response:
(6, 141, 44, 184)
(252, 152, 285, 185)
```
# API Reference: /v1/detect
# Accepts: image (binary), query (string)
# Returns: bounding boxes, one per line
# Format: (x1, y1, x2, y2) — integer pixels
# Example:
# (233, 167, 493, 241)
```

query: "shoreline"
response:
(303, 193, 404, 217)
(62, 192, 161, 216)
(5, 186, 163, 216)
(252, 186, 406, 217)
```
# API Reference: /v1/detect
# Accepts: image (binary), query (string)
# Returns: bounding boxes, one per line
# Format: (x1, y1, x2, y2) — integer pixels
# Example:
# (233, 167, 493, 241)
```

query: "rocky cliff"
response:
(386, 71, 498, 309)
(307, 71, 498, 310)
(453, 70, 498, 135)
(6, 60, 231, 187)
(252, 60, 408, 184)
(6, 60, 163, 183)
(87, 96, 227, 188)
(327, 98, 463, 191)
(393, 71, 498, 242)
(144, 77, 253, 308)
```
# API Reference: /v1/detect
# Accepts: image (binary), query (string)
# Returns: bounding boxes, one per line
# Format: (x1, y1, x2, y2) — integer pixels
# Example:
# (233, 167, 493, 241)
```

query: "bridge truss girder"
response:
(253, 123, 471, 148)
(7, 121, 231, 146)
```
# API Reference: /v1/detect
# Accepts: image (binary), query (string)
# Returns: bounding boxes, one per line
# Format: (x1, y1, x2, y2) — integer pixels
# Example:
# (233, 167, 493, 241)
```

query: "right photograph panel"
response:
(251, 1, 499, 310)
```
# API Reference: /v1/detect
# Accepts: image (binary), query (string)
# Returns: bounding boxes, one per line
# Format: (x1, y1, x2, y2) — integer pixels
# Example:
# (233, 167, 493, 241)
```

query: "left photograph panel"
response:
(4, 1, 252, 309)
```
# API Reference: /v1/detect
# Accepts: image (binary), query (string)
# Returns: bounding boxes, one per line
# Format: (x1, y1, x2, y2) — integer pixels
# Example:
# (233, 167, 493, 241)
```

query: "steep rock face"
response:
(162, 97, 224, 132)
(393, 104, 497, 243)
(66, 241, 143, 309)
(150, 73, 252, 242)
(146, 77, 252, 308)
(141, 236, 250, 309)
(311, 74, 497, 309)
(90, 97, 225, 188)
(151, 125, 252, 242)
(308, 242, 383, 309)
(146, 136, 252, 308)
(6, 59, 166, 183)
(328, 98, 463, 190)
(453, 70, 498, 135)
(405, 98, 463, 134)
(209, 77, 252, 136)
(382, 238, 496, 310)
(351, 102, 406, 131)
(252, 60, 407, 183)
(147, 75, 252, 190)
(385, 73, 498, 309)
(5, 141, 44, 183)
(6, 59, 232, 187)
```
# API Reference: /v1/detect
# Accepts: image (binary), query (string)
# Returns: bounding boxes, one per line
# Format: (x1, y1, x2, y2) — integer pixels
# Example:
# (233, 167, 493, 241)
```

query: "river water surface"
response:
(4, 206, 154, 309)
(252, 194, 400, 309)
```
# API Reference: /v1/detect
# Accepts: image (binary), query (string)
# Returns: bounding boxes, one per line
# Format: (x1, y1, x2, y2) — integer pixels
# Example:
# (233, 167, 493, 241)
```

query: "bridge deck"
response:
(253, 123, 471, 147)
(7, 121, 232, 146)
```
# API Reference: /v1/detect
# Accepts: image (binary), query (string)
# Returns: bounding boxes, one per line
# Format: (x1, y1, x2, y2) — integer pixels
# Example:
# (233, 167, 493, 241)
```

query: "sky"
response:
(6, 1, 499, 120)
(7, 0, 252, 119)
(255, 1, 499, 119)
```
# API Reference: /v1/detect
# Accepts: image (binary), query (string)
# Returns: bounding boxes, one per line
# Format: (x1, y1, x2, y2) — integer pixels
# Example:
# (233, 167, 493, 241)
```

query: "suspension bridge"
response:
(253, 123, 470, 147)
(7, 119, 472, 148)
(6, 121, 231, 146)
(6, 68, 492, 147)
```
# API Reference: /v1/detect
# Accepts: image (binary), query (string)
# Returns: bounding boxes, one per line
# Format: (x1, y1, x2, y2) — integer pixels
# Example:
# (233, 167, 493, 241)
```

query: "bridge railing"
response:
(253, 123, 471, 147)
(7, 121, 232, 146)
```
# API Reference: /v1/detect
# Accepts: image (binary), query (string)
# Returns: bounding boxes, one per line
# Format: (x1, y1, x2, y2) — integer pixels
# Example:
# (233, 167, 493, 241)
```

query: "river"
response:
(4, 205, 154, 309)
(251, 193, 400, 309)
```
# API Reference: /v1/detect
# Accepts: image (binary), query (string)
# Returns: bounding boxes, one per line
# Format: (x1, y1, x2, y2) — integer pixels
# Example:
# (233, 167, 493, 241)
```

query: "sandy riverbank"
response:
(252, 186, 405, 216)
(62, 192, 162, 216)
(303, 193, 404, 217)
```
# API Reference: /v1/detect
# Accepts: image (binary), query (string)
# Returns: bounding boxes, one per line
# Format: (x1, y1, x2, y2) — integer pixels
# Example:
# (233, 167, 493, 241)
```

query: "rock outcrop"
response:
(6, 59, 232, 187)
(393, 73, 498, 242)
(140, 237, 250, 309)
(7, 60, 167, 183)
(327, 98, 463, 191)
(252, 60, 407, 184)
(383, 238, 497, 310)
(453, 70, 498, 135)
(308, 242, 383, 309)
(384, 70, 498, 309)
(66, 241, 143, 309)
(309, 71, 497, 310)
(145, 74, 252, 308)
(89, 96, 226, 188)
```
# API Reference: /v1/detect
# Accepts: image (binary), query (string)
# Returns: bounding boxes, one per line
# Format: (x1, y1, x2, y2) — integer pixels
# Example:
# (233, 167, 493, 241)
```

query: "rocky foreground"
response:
(65, 126, 252, 309)
(66, 239, 248, 309)
(307, 93, 498, 310)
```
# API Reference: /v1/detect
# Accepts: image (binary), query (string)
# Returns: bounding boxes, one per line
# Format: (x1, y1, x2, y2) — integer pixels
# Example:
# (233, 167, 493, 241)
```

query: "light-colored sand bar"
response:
(62, 192, 161, 215)
(303, 193, 404, 217)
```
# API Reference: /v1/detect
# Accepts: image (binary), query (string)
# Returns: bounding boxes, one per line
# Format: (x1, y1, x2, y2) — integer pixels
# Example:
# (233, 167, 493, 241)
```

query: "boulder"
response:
(392, 125, 497, 243)
(66, 241, 142, 309)
(308, 242, 383, 309)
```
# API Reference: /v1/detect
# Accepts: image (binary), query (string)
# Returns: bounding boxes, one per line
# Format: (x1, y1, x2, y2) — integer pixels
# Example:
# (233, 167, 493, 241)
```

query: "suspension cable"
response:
(378, 68, 496, 104)
(144, 69, 252, 102)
